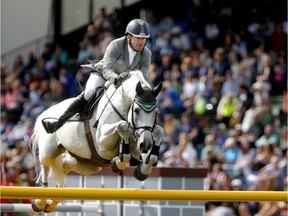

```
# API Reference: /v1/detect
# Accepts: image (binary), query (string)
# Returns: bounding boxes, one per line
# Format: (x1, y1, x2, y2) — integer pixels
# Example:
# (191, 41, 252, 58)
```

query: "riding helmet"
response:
(125, 19, 150, 38)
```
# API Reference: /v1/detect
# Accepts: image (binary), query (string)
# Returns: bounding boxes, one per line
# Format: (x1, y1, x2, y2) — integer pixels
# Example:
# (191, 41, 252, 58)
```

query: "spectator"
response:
(200, 134, 221, 168)
(170, 26, 191, 54)
(50, 44, 69, 68)
(216, 91, 238, 127)
(157, 81, 185, 122)
(255, 124, 279, 148)
(181, 73, 198, 111)
(221, 137, 242, 176)
(232, 137, 256, 181)
(232, 33, 248, 58)
(221, 71, 239, 97)
(21, 81, 45, 122)
(163, 131, 198, 168)
(258, 155, 284, 191)
(77, 40, 95, 64)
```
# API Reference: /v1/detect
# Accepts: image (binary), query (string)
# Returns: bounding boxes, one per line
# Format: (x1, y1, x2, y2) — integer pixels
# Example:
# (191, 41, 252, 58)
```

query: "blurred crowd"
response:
(1, 2, 287, 216)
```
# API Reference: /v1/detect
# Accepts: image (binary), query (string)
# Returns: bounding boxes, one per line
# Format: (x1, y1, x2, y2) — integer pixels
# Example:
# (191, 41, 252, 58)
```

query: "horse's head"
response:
(127, 81, 162, 154)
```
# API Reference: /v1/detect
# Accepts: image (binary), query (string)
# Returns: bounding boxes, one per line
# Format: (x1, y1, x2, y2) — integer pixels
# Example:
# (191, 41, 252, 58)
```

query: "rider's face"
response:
(129, 36, 147, 52)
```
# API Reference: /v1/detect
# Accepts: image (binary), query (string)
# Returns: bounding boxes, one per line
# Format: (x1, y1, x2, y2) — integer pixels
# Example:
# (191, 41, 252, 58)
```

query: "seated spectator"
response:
(162, 131, 198, 168)
(77, 40, 95, 64)
(170, 26, 191, 54)
(252, 142, 275, 173)
(2, 118, 33, 149)
(221, 71, 238, 97)
(21, 81, 45, 122)
(221, 137, 242, 176)
(212, 47, 230, 78)
(232, 33, 247, 58)
(258, 155, 284, 191)
(200, 134, 221, 168)
(255, 124, 279, 148)
(50, 44, 69, 68)
(232, 137, 256, 180)
(157, 81, 185, 122)
(1, 78, 27, 123)
(210, 123, 228, 148)
(181, 73, 198, 111)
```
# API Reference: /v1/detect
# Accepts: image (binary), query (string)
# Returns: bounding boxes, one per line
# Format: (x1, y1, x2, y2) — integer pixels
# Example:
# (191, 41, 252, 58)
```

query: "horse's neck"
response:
(90, 84, 133, 122)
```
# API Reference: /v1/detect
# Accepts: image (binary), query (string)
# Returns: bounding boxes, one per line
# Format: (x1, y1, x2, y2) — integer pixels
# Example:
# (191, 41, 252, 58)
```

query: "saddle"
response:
(74, 86, 105, 121)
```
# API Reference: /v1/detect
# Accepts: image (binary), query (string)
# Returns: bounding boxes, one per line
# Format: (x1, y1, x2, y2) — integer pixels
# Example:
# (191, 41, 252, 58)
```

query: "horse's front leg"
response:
(111, 120, 131, 172)
(134, 125, 164, 181)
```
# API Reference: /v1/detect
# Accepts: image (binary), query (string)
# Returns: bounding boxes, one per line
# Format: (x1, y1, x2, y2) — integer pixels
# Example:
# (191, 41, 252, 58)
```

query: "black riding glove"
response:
(113, 72, 129, 85)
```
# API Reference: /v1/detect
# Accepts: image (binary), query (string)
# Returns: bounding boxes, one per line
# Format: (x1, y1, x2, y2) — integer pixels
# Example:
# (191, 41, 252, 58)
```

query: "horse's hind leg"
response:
(32, 156, 65, 213)
(43, 152, 102, 212)
(42, 155, 68, 213)
(31, 164, 50, 212)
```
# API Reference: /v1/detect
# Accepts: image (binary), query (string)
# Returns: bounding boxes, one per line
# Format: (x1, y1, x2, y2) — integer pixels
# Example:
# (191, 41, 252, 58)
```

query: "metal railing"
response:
(1, 34, 54, 71)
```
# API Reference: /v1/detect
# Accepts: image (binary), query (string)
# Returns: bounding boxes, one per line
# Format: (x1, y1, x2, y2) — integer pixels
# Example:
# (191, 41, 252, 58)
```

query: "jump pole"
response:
(1, 186, 287, 202)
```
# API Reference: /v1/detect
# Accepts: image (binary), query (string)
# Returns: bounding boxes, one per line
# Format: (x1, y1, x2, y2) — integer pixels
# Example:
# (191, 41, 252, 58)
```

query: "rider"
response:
(42, 19, 151, 134)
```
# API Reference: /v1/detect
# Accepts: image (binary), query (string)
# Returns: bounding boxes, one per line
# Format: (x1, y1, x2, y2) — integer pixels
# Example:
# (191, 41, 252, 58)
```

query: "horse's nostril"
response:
(140, 142, 151, 154)
(140, 143, 144, 152)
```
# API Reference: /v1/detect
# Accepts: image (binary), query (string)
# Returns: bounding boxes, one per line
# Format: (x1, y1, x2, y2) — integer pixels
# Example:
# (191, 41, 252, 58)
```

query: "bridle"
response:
(103, 88, 158, 140)
(129, 98, 157, 140)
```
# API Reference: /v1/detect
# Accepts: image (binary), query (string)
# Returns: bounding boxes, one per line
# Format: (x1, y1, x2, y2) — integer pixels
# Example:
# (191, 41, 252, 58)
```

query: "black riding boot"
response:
(42, 92, 88, 134)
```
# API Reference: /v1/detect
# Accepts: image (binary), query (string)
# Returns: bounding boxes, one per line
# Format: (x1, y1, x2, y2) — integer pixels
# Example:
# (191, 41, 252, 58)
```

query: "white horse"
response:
(29, 70, 164, 213)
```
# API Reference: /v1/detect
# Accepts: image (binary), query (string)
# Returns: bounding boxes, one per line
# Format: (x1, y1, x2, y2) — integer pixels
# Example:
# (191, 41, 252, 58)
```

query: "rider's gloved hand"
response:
(110, 74, 118, 85)
(113, 72, 128, 85)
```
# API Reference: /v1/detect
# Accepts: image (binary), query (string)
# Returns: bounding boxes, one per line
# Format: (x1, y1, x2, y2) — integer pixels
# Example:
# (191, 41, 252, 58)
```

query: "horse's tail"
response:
(29, 128, 42, 185)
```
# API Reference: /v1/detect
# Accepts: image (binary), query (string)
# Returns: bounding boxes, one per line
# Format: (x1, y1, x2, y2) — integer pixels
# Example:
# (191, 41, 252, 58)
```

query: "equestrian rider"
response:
(42, 19, 151, 134)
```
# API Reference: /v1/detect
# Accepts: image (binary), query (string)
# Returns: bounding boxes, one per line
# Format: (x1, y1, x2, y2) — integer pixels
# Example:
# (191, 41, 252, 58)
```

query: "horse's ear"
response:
(136, 81, 144, 96)
(153, 82, 162, 97)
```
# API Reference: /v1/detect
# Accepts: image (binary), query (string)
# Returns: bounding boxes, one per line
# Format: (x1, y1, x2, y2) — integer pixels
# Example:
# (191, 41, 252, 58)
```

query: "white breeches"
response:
(84, 73, 105, 101)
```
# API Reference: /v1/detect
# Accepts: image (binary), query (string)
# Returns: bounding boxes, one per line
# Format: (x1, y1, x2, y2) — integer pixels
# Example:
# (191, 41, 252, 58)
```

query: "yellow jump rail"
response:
(1, 186, 287, 202)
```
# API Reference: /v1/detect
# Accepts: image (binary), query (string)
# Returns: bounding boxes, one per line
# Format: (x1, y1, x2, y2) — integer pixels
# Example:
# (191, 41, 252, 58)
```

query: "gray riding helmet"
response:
(125, 19, 150, 38)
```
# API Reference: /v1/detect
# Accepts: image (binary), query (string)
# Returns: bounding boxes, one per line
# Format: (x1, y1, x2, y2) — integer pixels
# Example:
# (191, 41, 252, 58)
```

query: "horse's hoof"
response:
(44, 205, 56, 213)
(111, 157, 123, 173)
(134, 165, 148, 181)
(31, 201, 42, 213)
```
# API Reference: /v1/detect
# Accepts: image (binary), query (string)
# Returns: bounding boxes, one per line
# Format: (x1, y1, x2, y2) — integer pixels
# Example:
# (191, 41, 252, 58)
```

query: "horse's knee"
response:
(116, 121, 129, 140)
(116, 121, 129, 133)
(153, 125, 164, 141)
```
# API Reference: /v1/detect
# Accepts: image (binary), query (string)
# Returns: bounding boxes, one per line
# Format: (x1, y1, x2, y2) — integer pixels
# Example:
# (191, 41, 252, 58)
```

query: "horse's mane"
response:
(129, 70, 151, 89)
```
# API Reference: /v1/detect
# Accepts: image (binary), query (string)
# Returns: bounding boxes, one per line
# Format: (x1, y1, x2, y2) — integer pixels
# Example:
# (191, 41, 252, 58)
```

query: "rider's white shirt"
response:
(128, 43, 137, 65)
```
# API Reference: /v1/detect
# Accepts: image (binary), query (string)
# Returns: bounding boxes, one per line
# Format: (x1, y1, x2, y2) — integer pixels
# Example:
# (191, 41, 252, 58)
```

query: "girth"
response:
(84, 119, 111, 167)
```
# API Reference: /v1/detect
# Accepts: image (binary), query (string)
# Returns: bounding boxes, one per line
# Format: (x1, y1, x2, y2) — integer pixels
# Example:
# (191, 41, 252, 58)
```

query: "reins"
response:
(93, 79, 157, 137)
